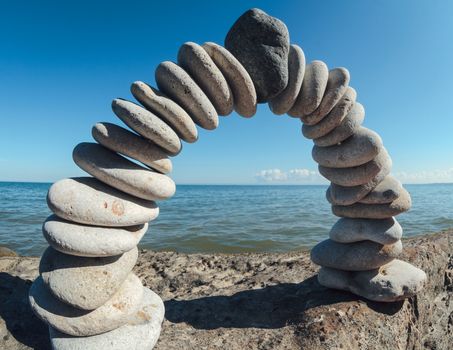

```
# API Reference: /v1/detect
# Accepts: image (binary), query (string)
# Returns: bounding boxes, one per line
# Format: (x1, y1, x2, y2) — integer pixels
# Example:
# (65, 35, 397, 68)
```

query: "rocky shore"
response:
(0, 230, 451, 350)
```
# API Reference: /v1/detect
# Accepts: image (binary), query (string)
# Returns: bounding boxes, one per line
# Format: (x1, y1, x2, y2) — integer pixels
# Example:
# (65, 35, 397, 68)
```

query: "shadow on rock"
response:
(0, 272, 49, 350)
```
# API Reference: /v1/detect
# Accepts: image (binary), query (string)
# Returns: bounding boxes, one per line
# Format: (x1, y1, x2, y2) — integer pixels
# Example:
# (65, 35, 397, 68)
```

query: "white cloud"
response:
(255, 168, 326, 184)
(394, 168, 453, 184)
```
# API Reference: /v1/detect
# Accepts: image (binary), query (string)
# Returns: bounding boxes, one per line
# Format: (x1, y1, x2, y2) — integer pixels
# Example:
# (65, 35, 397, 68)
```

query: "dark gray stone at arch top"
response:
(225, 8, 290, 103)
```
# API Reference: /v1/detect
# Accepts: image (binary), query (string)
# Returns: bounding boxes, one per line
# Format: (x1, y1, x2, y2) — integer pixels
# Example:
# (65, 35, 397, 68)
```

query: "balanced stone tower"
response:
(29, 7, 426, 350)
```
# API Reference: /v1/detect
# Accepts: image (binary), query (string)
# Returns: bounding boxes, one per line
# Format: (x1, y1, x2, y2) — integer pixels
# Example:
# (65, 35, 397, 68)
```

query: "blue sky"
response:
(1, 0, 452, 184)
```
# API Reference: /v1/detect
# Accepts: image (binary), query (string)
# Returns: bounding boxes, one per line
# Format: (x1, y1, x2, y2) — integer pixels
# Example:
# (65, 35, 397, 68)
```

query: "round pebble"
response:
(359, 175, 404, 204)
(29, 273, 143, 337)
(155, 61, 218, 130)
(268, 44, 305, 115)
(130, 81, 198, 143)
(302, 67, 350, 125)
(40, 247, 138, 310)
(203, 42, 257, 117)
(312, 127, 383, 168)
(329, 217, 402, 245)
(92, 122, 172, 174)
(178, 42, 233, 116)
(111, 99, 181, 155)
(73, 143, 175, 201)
(47, 177, 159, 227)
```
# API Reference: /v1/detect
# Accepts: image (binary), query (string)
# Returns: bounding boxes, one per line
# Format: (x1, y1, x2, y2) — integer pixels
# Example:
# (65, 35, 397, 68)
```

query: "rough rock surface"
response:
(0, 231, 452, 349)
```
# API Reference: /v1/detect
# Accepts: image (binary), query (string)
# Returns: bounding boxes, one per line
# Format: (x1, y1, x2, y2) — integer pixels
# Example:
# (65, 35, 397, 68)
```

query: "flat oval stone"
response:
(318, 259, 427, 302)
(47, 177, 159, 227)
(318, 148, 392, 187)
(332, 187, 411, 219)
(111, 99, 181, 155)
(225, 8, 290, 102)
(49, 288, 165, 350)
(329, 217, 402, 245)
(203, 42, 257, 118)
(302, 67, 350, 125)
(155, 61, 218, 130)
(130, 81, 198, 143)
(312, 127, 383, 168)
(288, 61, 329, 117)
(73, 143, 175, 201)
(177, 42, 233, 116)
(40, 247, 138, 310)
(313, 102, 365, 147)
(311, 239, 402, 271)
(268, 44, 305, 115)
(29, 273, 143, 336)
(302, 87, 356, 139)
(92, 122, 172, 174)
(43, 215, 147, 257)
(359, 175, 403, 204)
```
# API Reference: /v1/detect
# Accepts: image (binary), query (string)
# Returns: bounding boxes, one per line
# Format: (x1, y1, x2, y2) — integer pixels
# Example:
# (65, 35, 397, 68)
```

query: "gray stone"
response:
(40, 247, 138, 310)
(313, 102, 365, 147)
(73, 143, 175, 201)
(92, 122, 172, 174)
(359, 175, 404, 204)
(43, 215, 147, 257)
(202, 42, 257, 118)
(311, 239, 402, 271)
(29, 273, 143, 336)
(177, 42, 233, 116)
(302, 67, 350, 125)
(155, 61, 218, 130)
(329, 217, 402, 245)
(318, 259, 427, 302)
(130, 82, 198, 143)
(302, 87, 356, 139)
(224, 8, 290, 102)
(312, 127, 383, 168)
(47, 177, 159, 227)
(288, 60, 329, 117)
(332, 187, 412, 219)
(268, 44, 305, 115)
(111, 99, 181, 155)
(318, 148, 392, 187)
(49, 287, 165, 350)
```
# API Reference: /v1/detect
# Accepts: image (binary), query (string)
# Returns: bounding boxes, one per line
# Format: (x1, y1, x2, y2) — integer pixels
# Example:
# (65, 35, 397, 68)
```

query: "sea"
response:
(0, 182, 452, 256)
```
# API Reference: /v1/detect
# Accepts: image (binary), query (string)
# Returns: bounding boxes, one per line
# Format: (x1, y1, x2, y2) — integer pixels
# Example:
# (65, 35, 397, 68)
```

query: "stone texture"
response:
(302, 67, 350, 125)
(302, 86, 357, 139)
(332, 187, 412, 219)
(313, 102, 365, 147)
(155, 61, 218, 130)
(329, 217, 403, 245)
(2, 231, 452, 350)
(29, 273, 143, 337)
(177, 42, 233, 116)
(359, 175, 404, 204)
(312, 127, 383, 168)
(318, 259, 427, 302)
(73, 142, 175, 201)
(49, 288, 164, 350)
(43, 215, 147, 258)
(288, 60, 328, 117)
(92, 122, 172, 174)
(318, 148, 392, 187)
(0, 246, 17, 257)
(268, 44, 305, 115)
(202, 42, 257, 118)
(225, 8, 290, 102)
(47, 177, 159, 227)
(311, 239, 402, 271)
(39, 247, 138, 310)
(111, 99, 181, 155)
(130, 81, 198, 143)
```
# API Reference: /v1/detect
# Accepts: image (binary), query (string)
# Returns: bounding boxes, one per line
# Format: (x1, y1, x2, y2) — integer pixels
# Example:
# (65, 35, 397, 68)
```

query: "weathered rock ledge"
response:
(1, 231, 452, 350)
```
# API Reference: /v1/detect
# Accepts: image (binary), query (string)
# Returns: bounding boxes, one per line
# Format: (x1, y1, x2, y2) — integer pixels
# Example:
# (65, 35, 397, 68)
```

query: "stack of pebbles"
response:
(28, 7, 427, 349)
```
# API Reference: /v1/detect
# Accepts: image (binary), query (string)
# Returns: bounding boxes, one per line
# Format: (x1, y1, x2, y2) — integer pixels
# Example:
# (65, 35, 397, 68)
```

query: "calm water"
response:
(0, 182, 452, 256)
